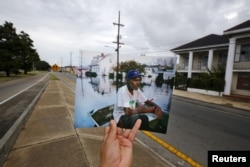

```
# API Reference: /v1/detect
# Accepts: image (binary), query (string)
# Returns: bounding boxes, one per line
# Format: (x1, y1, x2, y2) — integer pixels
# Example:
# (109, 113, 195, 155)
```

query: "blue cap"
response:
(126, 70, 142, 80)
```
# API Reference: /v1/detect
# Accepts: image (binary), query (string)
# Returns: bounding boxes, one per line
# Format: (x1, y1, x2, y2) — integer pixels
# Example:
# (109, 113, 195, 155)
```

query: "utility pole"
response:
(113, 11, 124, 92)
(61, 56, 63, 72)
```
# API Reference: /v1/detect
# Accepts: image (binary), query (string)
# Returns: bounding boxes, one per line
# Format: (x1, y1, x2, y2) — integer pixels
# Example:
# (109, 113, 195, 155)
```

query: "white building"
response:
(89, 53, 116, 76)
(171, 20, 250, 98)
(88, 53, 116, 94)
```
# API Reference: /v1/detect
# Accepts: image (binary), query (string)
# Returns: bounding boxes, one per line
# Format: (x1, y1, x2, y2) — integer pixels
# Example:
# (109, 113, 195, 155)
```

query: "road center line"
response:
(142, 130, 203, 167)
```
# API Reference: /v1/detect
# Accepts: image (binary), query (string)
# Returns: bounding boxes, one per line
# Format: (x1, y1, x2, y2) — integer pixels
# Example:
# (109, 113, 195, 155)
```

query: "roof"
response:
(224, 20, 250, 32)
(89, 53, 114, 66)
(171, 34, 229, 51)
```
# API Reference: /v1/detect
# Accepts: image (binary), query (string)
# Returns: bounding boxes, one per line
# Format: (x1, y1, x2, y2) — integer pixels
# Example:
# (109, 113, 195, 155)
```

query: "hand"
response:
(154, 107, 163, 119)
(100, 119, 142, 167)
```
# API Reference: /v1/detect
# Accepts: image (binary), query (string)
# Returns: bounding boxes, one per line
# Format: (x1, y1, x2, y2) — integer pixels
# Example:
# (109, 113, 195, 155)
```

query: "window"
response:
(218, 52, 227, 66)
(240, 44, 250, 62)
(182, 56, 188, 70)
(235, 45, 241, 62)
(237, 73, 250, 90)
(235, 43, 250, 62)
(198, 55, 208, 70)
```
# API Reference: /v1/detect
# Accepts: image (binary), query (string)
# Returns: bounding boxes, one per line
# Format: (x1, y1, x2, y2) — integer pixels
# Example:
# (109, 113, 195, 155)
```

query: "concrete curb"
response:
(0, 80, 49, 166)
(135, 135, 176, 167)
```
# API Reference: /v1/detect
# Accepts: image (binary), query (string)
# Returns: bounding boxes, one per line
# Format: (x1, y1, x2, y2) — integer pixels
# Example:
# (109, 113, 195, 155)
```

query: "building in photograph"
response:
(89, 53, 116, 76)
(171, 20, 250, 98)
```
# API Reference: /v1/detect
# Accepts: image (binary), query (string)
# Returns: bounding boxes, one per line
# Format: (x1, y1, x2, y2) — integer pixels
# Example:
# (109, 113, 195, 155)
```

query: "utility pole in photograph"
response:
(80, 50, 83, 69)
(113, 10, 124, 92)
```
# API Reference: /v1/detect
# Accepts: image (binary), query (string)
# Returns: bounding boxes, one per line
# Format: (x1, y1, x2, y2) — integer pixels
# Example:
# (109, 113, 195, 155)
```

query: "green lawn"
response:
(49, 73, 59, 80)
(0, 71, 40, 83)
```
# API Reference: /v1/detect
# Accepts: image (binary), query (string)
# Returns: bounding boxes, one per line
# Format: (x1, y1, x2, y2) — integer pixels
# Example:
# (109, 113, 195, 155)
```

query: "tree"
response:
(18, 31, 40, 74)
(188, 65, 225, 93)
(0, 21, 19, 76)
(0, 21, 40, 76)
(113, 60, 146, 73)
(35, 60, 50, 71)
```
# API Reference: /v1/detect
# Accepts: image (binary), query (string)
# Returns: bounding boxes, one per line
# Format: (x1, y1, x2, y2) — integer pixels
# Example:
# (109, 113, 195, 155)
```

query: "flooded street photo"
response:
(74, 55, 176, 133)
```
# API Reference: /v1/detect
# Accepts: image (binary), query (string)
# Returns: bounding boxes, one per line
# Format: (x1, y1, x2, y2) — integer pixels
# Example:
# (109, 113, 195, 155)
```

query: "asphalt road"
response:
(144, 96, 250, 166)
(0, 73, 48, 104)
(0, 73, 49, 138)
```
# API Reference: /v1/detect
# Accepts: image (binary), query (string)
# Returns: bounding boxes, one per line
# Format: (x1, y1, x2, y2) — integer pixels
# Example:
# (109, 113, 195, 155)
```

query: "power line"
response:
(122, 50, 171, 55)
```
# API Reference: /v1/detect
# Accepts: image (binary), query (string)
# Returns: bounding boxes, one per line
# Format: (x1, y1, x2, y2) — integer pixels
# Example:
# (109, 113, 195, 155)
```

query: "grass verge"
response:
(0, 71, 41, 83)
(49, 73, 59, 80)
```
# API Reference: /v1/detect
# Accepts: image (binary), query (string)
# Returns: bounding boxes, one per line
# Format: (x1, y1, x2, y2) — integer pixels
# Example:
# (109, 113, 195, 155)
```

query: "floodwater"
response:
(74, 74, 173, 128)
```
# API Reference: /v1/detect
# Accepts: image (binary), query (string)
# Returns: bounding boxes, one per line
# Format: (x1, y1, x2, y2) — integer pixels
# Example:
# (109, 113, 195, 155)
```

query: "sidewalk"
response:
(2, 80, 170, 167)
(173, 89, 250, 111)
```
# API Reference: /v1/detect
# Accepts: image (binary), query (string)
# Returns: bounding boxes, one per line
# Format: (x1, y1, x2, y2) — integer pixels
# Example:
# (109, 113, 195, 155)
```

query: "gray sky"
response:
(1, 0, 249, 66)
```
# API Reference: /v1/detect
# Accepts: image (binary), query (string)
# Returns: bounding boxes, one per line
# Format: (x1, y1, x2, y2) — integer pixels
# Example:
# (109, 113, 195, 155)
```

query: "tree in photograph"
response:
(113, 60, 146, 73)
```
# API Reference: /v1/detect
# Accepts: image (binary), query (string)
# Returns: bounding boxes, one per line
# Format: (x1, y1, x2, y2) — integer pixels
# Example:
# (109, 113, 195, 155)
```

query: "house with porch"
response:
(171, 20, 250, 98)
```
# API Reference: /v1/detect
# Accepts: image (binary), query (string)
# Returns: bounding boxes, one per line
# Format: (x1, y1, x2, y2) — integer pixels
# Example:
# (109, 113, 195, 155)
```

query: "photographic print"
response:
(74, 53, 176, 134)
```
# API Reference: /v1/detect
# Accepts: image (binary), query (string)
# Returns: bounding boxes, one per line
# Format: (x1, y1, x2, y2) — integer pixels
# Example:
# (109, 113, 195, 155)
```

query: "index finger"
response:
(128, 119, 141, 142)
(107, 119, 117, 141)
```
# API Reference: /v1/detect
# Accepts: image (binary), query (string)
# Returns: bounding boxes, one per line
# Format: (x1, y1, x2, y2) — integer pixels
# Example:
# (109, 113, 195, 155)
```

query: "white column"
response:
(207, 49, 214, 71)
(224, 38, 236, 95)
(188, 51, 193, 78)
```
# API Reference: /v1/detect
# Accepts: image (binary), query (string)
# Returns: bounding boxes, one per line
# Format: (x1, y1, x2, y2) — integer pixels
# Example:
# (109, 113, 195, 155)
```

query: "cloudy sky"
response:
(1, 0, 249, 66)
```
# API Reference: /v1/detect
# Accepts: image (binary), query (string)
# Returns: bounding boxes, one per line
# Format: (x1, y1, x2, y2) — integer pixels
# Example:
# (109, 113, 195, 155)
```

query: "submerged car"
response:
(89, 104, 168, 133)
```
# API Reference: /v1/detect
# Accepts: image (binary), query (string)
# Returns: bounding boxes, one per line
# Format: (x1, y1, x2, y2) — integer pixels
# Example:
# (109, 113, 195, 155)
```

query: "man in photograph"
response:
(113, 69, 163, 130)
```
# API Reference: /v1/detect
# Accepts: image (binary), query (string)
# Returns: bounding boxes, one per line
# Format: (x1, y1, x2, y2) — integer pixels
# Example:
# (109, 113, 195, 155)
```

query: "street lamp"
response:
(104, 45, 121, 52)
